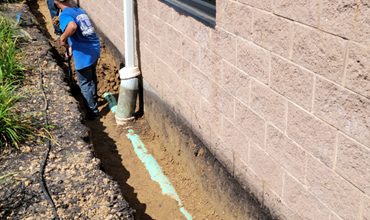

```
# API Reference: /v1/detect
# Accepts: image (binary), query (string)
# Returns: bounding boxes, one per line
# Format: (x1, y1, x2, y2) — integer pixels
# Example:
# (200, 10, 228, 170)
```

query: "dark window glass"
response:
(202, 0, 215, 5)
(159, 0, 216, 27)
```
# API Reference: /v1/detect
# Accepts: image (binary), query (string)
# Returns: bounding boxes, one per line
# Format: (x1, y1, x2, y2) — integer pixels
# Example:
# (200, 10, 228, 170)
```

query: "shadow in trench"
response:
(26, 0, 53, 40)
(85, 100, 153, 220)
(133, 0, 144, 119)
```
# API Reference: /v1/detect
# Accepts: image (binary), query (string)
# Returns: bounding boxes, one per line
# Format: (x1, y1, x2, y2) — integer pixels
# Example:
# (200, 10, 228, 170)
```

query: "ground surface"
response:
(0, 1, 224, 219)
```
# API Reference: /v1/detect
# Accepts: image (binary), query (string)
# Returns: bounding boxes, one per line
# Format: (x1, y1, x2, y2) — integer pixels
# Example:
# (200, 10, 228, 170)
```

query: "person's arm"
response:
(60, 21, 77, 54)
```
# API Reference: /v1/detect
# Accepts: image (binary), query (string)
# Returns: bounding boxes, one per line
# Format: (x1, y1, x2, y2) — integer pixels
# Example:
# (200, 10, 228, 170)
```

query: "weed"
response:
(0, 170, 24, 184)
(0, 81, 33, 150)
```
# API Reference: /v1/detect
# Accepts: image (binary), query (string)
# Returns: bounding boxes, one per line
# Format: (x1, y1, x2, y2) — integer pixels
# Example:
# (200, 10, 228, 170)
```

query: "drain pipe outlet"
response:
(116, 0, 141, 125)
(115, 67, 140, 125)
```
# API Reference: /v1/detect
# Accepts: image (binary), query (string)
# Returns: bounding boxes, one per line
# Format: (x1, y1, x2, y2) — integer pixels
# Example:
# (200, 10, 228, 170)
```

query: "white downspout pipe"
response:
(123, 0, 134, 68)
(115, 0, 141, 125)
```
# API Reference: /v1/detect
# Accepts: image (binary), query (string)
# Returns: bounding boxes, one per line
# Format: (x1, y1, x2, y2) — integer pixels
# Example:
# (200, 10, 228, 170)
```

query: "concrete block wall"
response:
(73, 0, 370, 219)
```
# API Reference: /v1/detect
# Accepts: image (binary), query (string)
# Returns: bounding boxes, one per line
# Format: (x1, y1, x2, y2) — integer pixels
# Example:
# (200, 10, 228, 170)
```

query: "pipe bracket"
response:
(119, 66, 141, 80)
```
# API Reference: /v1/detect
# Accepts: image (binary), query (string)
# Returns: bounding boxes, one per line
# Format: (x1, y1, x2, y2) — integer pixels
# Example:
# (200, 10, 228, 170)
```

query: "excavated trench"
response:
(27, 0, 225, 219)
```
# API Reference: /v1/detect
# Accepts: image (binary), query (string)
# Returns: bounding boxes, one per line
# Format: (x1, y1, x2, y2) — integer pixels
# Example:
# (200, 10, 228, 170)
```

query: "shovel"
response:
(66, 48, 75, 88)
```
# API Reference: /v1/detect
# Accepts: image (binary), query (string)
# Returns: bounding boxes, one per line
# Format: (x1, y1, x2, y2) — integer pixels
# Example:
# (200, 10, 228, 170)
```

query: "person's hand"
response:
(60, 21, 77, 48)
(65, 46, 72, 59)
(60, 34, 68, 48)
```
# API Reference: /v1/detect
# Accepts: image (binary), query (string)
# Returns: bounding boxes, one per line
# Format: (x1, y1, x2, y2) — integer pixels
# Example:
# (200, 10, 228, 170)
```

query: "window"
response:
(159, 0, 216, 27)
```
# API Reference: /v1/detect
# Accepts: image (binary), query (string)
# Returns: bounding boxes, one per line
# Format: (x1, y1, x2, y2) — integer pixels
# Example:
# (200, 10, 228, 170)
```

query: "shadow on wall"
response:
(133, 0, 144, 119)
(143, 87, 274, 220)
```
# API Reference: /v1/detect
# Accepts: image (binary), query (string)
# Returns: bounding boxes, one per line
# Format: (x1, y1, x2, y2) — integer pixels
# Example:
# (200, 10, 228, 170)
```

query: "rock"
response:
(23, 146, 31, 152)
(49, 152, 56, 159)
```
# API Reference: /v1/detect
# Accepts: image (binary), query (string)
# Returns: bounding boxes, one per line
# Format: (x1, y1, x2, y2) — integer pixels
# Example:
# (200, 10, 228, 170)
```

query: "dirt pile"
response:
(52, 15, 59, 27)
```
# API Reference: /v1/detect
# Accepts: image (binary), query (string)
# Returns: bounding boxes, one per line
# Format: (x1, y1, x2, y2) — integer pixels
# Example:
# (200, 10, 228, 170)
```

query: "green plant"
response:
(0, 11, 51, 152)
(0, 15, 32, 151)
(0, 16, 24, 81)
(0, 171, 25, 184)
(0, 80, 34, 150)
(0, 170, 24, 184)
(0, 74, 53, 152)
(0, 40, 24, 80)
(0, 14, 16, 41)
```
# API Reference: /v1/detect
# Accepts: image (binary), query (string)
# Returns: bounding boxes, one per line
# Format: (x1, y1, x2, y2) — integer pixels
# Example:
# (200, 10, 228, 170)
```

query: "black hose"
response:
(37, 58, 60, 220)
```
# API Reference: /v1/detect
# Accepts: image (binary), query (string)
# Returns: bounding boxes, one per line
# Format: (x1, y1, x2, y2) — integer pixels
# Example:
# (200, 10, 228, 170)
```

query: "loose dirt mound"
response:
(52, 15, 59, 27)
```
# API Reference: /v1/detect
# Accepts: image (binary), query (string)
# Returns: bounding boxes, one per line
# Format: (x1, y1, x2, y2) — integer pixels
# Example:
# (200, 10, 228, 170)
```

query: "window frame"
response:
(159, 0, 216, 27)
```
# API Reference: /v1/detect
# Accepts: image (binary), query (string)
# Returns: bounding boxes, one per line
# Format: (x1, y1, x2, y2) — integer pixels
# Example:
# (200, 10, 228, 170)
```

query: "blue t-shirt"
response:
(60, 7, 100, 70)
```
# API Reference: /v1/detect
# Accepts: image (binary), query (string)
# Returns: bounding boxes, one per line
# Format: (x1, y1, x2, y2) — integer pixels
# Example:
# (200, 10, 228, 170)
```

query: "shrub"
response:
(0, 15, 39, 152)
(0, 79, 33, 150)
(0, 15, 24, 81)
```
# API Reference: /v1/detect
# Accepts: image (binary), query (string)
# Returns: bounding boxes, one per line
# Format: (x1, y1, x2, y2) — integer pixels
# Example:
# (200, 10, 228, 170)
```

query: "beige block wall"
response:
(73, 0, 370, 219)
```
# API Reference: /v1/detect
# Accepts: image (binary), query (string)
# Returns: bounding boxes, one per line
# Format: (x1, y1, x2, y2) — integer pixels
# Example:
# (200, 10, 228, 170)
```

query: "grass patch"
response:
(0, 15, 24, 81)
(0, 169, 24, 184)
(0, 80, 36, 149)
(0, 14, 42, 152)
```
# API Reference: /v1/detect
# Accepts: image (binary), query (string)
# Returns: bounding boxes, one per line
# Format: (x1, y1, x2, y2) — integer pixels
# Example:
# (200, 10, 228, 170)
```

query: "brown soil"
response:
(52, 16, 58, 27)
(2, 0, 225, 220)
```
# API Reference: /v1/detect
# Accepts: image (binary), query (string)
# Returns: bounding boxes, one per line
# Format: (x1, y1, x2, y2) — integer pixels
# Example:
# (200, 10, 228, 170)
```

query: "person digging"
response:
(54, 0, 100, 120)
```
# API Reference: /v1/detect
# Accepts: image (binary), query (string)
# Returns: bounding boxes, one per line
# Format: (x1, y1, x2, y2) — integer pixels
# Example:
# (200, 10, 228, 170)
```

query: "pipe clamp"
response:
(119, 66, 141, 80)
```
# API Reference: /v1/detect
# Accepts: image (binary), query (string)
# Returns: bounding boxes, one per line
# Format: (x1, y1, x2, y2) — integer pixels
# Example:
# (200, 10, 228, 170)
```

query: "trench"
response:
(28, 0, 224, 219)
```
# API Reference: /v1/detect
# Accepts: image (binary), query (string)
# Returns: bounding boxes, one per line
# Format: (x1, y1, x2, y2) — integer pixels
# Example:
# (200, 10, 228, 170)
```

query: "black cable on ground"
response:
(37, 58, 60, 220)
